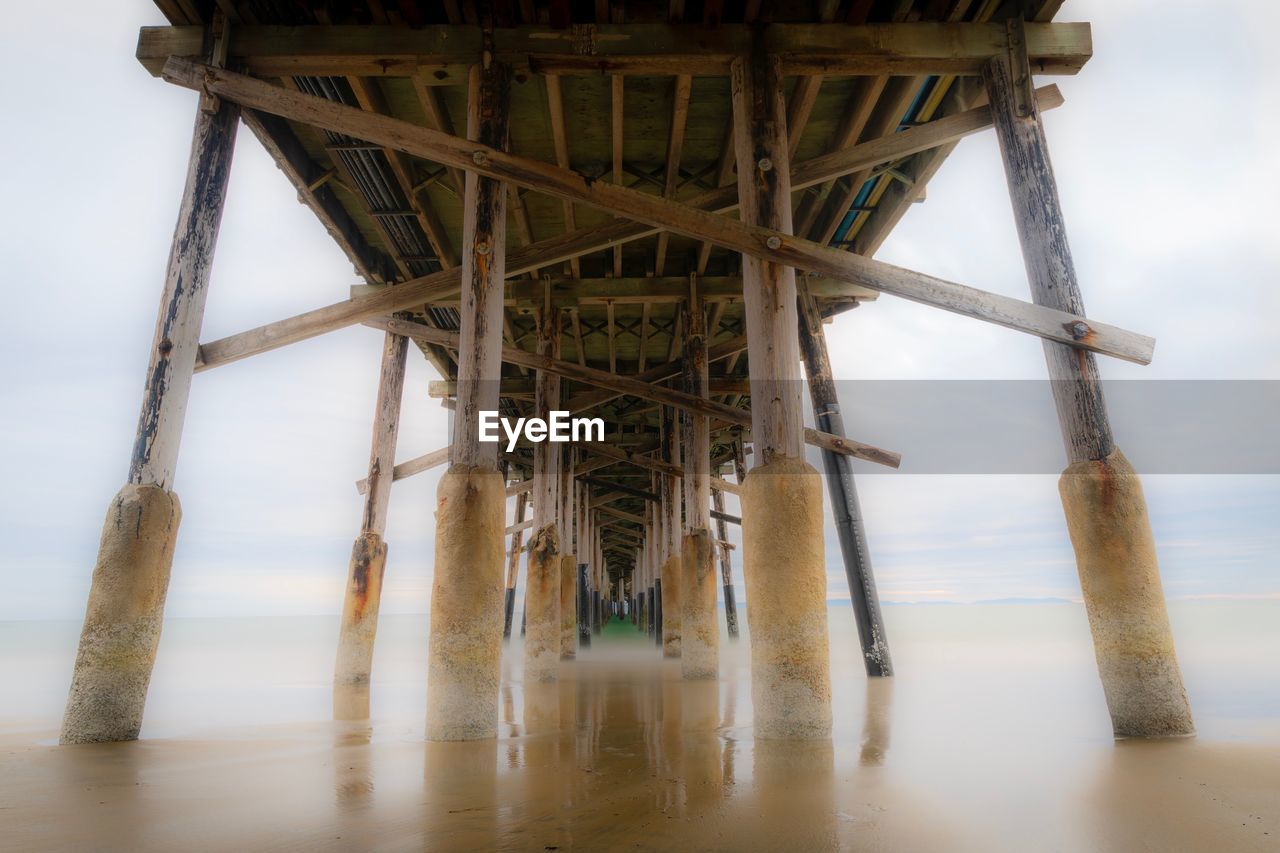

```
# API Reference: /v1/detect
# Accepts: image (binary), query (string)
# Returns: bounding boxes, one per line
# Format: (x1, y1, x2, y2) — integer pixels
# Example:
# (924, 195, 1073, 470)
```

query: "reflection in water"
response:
(860, 676, 894, 766)
(333, 721, 373, 811)
(423, 738, 500, 850)
(332, 683, 369, 722)
(753, 739, 838, 849)
(8, 609, 1280, 851)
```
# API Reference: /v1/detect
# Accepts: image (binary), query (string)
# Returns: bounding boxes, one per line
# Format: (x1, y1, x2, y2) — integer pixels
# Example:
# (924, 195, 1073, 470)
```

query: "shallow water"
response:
(1, 603, 1278, 850)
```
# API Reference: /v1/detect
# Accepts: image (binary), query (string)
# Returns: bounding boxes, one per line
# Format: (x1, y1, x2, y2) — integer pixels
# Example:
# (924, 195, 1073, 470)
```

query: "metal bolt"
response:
(1070, 321, 1090, 339)
(472, 150, 488, 166)
(765, 236, 782, 250)
(757, 157, 773, 172)
(475, 241, 490, 256)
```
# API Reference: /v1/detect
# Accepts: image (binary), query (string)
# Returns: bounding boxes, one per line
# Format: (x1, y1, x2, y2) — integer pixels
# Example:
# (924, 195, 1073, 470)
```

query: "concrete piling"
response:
(741, 458, 832, 739)
(680, 530, 718, 679)
(61, 485, 181, 744)
(1059, 450, 1194, 738)
(560, 553, 578, 659)
(524, 525, 562, 683)
(425, 466, 506, 741)
(334, 531, 388, 720)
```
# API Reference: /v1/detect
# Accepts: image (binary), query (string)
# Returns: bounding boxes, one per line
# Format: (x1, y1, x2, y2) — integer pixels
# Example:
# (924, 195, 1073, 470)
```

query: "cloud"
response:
(0, 1, 1275, 618)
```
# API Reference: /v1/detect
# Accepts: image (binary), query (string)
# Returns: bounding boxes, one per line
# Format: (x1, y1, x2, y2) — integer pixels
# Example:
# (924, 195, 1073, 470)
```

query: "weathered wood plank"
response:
(179, 78, 1109, 370)
(451, 59, 511, 470)
(682, 286, 711, 529)
(359, 332, 409, 536)
(130, 95, 239, 489)
(654, 74, 692, 276)
(985, 48, 1113, 463)
(533, 306, 562, 530)
(370, 315, 902, 468)
(138, 22, 1093, 79)
(355, 444, 448, 494)
(732, 51, 805, 464)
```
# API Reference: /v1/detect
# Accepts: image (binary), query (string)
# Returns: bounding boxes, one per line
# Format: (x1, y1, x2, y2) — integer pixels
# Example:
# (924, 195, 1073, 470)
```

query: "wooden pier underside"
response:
(144, 0, 1080, 589)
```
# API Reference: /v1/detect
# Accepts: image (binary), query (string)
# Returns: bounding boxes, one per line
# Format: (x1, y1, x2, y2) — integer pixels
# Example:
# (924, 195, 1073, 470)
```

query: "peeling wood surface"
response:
(359, 332, 408, 536)
(985, 52, 1113, 464)
(130, 96, 239, 489)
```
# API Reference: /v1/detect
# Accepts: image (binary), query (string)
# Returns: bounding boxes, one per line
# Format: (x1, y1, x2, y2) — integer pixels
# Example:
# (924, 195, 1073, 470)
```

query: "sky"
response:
(0, 1, 1276, 620)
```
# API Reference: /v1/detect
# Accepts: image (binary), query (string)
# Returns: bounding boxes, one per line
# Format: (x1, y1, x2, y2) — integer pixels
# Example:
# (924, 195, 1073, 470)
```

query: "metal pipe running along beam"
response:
(158, 60, 1153, 368)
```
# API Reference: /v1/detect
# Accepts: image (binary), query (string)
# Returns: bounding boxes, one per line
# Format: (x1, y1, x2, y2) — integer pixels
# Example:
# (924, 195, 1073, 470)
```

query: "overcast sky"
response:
(0, 0, 1276, 620)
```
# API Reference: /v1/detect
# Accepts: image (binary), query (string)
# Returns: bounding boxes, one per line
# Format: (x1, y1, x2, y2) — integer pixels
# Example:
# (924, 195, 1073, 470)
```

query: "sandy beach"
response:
(2, 603, 1277, 851)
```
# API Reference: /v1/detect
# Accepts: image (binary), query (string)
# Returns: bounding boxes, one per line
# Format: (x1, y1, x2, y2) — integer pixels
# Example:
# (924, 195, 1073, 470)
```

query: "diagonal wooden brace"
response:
(160, 59, 1153, 368)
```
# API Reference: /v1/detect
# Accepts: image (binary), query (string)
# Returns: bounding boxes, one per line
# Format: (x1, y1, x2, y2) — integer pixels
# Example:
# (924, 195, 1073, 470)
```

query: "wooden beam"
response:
(139, 22, 1093, 79)
(346, 75, 457, 269)
(503, 488, 528, 639)
(605, 301, 618, 374)
(506, 518, 535, 536)
(578, 440, 681, 478)
(683, 285, 711, 529)
(177, 78, 1106, 371)
(786, 74, 823, 160)
(451, 59, 511, 470)
(985, 45, 1112, 463)
(356, 444, 448, 494)
(410, 74, 466, 193)
(359, 333, 409, 536)
(130, 94, 239, 489)
(710, 475, 739, 496)
(732, 52, 805, 464)
(240, 109, 390, 283)
(370, 315, 901, 468)
(597, 504, 647, 526)
(583, 477, 660, 504)
(611, 74, 625, 277)
(545, 73, 580, 278)
(654, 74, 692, 276)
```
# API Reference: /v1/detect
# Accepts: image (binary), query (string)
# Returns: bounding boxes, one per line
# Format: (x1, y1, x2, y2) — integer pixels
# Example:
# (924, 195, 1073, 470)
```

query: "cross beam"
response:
(184, 78, 1086, 372)
(138, 22, 1092, 80)
(370, 315, 900, 468)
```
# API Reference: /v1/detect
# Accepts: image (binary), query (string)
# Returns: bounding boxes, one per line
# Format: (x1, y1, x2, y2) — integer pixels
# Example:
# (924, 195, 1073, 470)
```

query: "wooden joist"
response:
(205, 69, 1145, 362)
(355, 444, 448, 494)
(138, 22, 1093, 80)
(427, 375, 752, 398)
(190, 81, 1078, 371)
(370, 315, 901, 467)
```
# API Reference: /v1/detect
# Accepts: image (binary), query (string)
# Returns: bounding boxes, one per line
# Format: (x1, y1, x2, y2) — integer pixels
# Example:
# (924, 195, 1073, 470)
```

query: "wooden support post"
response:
(427, 56, 511, 741)
(334, 331, 407, 720)
(450, 61, 510, 471)
(660, 405, 682, 657)
(525, 303, 563, 682)
(560, 446, 578, 659)
(985, 41, 1192, 738)
(61, 63, 239, 744)
(797, 282, 892, 677)
(681, 284, 717, 678)
(374, 315, 900, 468)
(503, 488, 529, 641)
(712, 485, 739, 639)
(731, 49, 831, 738)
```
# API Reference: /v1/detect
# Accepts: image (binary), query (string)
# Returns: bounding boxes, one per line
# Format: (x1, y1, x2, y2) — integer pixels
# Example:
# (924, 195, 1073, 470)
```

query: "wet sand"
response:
(2, 608, 1278, 851)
